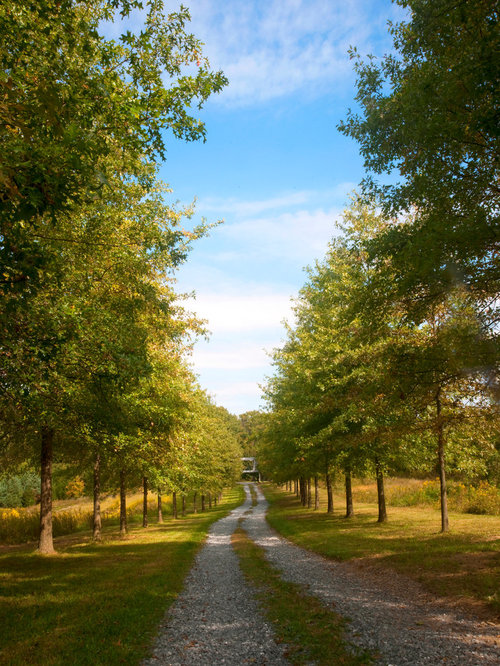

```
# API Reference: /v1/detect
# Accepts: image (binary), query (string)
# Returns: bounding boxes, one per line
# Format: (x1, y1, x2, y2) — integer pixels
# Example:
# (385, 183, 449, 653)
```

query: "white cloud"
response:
(221, 206, 341, 260)
(104, 1, 407, 109)
(199, 190, 313, 217)
(198, 184, 355, 217)
(207, 381, 265, 415)
(194, 344, 269, 370)
(185, 0, 405, 106)
(187, 290, 294, 333)
(192, 185, 355, 266)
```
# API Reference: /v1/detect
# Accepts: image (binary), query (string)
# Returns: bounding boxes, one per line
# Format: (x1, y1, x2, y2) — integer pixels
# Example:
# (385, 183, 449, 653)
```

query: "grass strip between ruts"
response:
(249, 483, 258, 506)
(0, 485, 245, 666)
(231, 524, 373, 665)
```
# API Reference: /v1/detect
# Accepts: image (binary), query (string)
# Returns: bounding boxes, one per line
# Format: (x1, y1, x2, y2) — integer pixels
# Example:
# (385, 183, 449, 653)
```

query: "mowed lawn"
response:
(263, 483, 500, 620)
(0, 486, 244, 666)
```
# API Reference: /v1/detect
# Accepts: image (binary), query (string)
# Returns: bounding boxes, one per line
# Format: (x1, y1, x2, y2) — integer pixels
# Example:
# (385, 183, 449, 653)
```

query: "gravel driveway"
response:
(143, 485, 289, 665)
(145, 483, 500, 665)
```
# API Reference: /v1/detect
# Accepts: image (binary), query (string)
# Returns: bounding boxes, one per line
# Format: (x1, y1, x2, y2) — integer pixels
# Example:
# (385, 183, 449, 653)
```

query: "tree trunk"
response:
(325, 471, 333, 514)
(38, 426, 55, 554)
(157, 490, 163, 523)
(142, 476, 148, 527)
(299, 477, 306, 506)
(436, 390, 449, 532)
(201, 494, 206, 512)
(193, 492, 198, 513)
(345, 469, 354, 518)
(182, 494, 186, 516)
(314, 475, 319, 510)
(295, 479, 299, 497)
(208, 492, 212, 509)
(375, 458, 387, 523)
(307, 477, 312, 508)
(93, 452, 102, 541)
(172, 491, 178, 519)
(120, 469, 127, 537)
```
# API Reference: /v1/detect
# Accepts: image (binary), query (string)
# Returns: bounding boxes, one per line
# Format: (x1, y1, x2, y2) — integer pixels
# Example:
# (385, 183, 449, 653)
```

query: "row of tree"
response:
(0, 1, 242, 552)
(258, 0, 499, 532)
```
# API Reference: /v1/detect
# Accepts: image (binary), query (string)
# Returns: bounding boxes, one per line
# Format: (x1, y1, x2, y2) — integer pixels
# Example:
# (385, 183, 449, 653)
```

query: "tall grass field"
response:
(0, 491, 204, 545)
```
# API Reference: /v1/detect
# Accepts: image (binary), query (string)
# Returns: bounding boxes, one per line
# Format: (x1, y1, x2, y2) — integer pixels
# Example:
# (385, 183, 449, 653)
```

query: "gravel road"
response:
(144, 483, 500, 665)
(143, 485, 289, 665)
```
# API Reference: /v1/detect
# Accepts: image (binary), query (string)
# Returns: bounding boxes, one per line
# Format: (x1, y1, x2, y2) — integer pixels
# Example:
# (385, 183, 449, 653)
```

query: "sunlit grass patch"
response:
(263, 484, 500, 620)
(0, 486, 244, 666)
(0, 490, 203, 545)
(232, 524, 372, 665)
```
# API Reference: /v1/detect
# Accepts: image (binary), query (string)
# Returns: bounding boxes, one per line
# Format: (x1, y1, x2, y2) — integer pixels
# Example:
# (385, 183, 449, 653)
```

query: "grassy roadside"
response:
(0, 486, 245, 666)
(231, 524, 372, 665)
(263, 484, 500, 620)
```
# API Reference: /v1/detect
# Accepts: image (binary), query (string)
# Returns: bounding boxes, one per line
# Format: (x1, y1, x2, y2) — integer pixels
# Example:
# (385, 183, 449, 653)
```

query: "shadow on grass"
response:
(0, 488, 245, 666)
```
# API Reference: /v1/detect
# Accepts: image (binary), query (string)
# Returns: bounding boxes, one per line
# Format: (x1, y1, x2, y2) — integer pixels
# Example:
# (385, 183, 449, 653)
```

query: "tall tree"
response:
(0, 172, 208, 552)
(0, 0, 227, 225)
(339, 0, 499, 315)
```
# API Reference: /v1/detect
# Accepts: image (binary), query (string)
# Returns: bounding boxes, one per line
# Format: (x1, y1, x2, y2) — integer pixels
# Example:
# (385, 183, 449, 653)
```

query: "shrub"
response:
(65, 476, 85, 499)
(0, 472, 40, 508)
(0, 477, 23, 507)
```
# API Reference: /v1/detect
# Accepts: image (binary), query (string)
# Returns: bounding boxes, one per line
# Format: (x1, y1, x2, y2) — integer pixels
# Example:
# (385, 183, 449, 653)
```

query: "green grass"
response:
(232, 524, 372, 665)
(0, 486, 245, 666)
(263, 484, 500, 620)
(249, 483, 258, 506)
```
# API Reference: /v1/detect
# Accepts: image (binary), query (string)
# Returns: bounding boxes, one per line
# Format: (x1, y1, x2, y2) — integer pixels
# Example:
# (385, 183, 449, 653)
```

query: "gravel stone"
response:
(143, 485, 289, 665)
(244, 484, 500, 666)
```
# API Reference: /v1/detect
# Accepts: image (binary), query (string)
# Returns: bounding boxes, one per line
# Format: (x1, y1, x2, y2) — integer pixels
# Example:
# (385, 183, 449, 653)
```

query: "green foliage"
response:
(0, 169, 216, 534)
(261, 198, 498, 532)
(0, 0, 238, 553)
(338, 0, 499, 308)
(0, 0, 227, 224)
(238, 410, 267, 457)
(0, 470, 39, 507)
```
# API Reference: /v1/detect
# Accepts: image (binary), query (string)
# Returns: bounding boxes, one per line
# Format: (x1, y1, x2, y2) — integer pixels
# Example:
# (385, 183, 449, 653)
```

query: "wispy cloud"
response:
(198, 184, 355, 217)
(195, 348, 267, 370)
(221, 206, 342, 261)
(199, 190, 313, 217)
(177, 187, 354, 307)
(193, 185, 355, 264)
(186, 0, 405, 106)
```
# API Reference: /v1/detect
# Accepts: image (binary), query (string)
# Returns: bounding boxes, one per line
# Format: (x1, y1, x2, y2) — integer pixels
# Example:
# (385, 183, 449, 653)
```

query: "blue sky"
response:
(155, 0, 406, 415)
